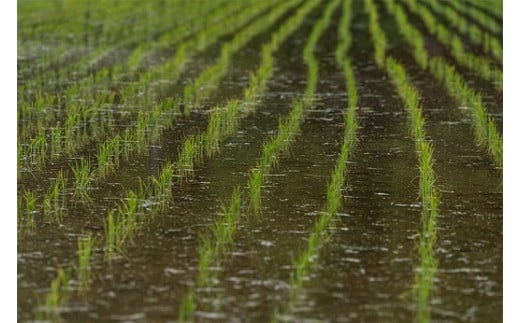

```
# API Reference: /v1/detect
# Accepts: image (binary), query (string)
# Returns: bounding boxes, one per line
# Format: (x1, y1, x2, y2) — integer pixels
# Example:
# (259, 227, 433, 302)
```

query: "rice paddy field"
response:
(17, 0, 503, 321)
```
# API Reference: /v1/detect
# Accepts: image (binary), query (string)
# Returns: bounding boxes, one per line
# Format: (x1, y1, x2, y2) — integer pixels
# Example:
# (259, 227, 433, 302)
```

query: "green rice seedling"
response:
(122, 128, 135, 160)
(134, 0, 255, 84)
(149, 109, 164, 145)
(205, 108, 223, 157)
(176, 133, 202, 179)
(19, 191, 37, 233)
(151, 162, 174, 212)
(385, 0, 428, 69)
(366, 2, 441, 319)
(247, 100, 304, 214)
(71, 158, 93, 203)
(179, 187, 241, 319)
(365, 0, 387, 68)
(41, 267, 71, 320)
(429, 57, 502, 167)
(178, 288, 196, 322)
(137, 179, 151, 204)
(27, 135, 47, 171)
(425, 0, 502, 62)
(64, 111, 81, 156)
(277, 26, 359, 319)
(385, 58, 441, 323)
(303, 0, 342, 98)
(104, 210, 117, 261)
(118, 190, 140, 240)
(449, 0, 501, 35)
(418, 141, 436, 211)
(203, 100, 240, 158)
(486, 118, 502, 167)
(77, 233, 95, 293)
(213, 187, 241, 254)
(401, 0, 502, 92)
(97, 141, 113, 179)
(96, 136, 121, 180)
(176, 136, 198, 181)
(179, 0, 301, 110)
(103, 190, 142, 261)
(386, 0, 502, 168)
(135, 112, 150, 155)
(43, 170, 67, 223)
(196, 235, 214, 287)
(49, 124, 62, 159)
(335, 0, 353, 63)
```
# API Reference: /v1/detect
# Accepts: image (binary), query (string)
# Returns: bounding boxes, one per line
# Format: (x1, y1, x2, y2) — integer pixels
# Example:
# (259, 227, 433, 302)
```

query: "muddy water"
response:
(18, 1, 502, 322)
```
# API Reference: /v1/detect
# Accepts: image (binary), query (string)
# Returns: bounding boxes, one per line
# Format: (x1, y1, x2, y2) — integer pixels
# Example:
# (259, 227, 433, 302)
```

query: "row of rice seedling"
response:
(17, 191, 37, 236)
(181, 1, 305, 110)
(17, 0, 236, 122)
(248, 0, 343, 214)
(400, 0, 502, 92)
(99, 0, 308, 259)
(110, 0, 258, 106)
(178, 188, 242, 322)
(126, 0, 246, 72)
(366, 0, 440, 320)
(176, 100, 240, 180)
(366, 0, 387, 68)
(429, 57, 502, 167)
(39, 170, 67, 224)
(18, 0, 140, 66)
(18, 0, 221, 88)
(385, 0, 428, 69)
(129, 0, 263, 74)
(274, 0, 357, 319)
(448, 0, 502, 36)
(461, 0, 503, 21)
(91, 0, 299, 179)
(18, 0, 150, 49)
(17, 171, 68, 237)
(17, 0, 248, 142)
(17, 0, 288, 184)
(385, 59, 439, 323)
(37, 267, 71, 321)
(36, 232, 96, 320)
(384, 0, 502, 168)
(18, 0, 289, 177)
(18, 8, 289, 239)
(420, 0, 502, 62)
(176, 0, 325, 319)
(31, 0, 320, 318)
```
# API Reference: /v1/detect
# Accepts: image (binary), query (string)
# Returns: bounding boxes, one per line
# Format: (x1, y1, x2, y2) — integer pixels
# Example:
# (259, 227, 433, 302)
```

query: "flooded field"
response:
(17, 0, 502, 321)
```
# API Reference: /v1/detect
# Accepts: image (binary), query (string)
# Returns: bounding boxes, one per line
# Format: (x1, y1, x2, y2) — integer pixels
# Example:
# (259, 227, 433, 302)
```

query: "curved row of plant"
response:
(17, 0, 301, 233)
(18, 0, 229, 91)
(18, 0, 292, 177)
(419, 0, 501, 62)
(273, 0, 357, 320)
(34, 0, 316, 319)
(400, 0, 502, 92)
(17, 0, 257, 145)
(18, 0, 155, 69)
(176, 0, 330, 319)
(367, 0, 440, 321)
(17, 0, 248, 169)
(447, 0, 502, 36)
(18, 3, 244, 117)
(461, 0, 502, 23)
(384, 0, 502, 167)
